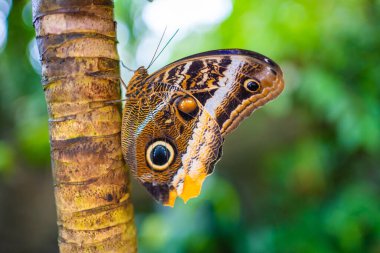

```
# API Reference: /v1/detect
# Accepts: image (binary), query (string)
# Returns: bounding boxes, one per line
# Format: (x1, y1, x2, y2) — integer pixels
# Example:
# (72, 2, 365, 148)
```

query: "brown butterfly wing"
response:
(147, 49, 284, 135)
(122, 49, 284, 206)
(122, 83, 223, 206)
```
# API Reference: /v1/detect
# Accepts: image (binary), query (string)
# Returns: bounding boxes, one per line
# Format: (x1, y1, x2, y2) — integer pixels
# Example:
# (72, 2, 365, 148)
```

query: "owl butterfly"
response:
(121, 49, 284, 207)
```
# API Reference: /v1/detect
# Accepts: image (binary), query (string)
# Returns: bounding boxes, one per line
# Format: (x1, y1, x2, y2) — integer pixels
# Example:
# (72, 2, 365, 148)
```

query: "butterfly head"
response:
(126, 66, 149, 94)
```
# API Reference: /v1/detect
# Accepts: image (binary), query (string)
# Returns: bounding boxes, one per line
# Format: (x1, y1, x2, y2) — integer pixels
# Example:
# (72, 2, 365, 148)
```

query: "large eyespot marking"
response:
(175, 96, 199, 120)
(244, 79, 261, 93)
(146, 141, 175, 171)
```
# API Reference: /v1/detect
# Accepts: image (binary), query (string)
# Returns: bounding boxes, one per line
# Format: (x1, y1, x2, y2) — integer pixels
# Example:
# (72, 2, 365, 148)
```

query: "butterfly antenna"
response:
(146, 26, 168, 69)
(147, 28, 179, 70)
(121, 61, 136, 72)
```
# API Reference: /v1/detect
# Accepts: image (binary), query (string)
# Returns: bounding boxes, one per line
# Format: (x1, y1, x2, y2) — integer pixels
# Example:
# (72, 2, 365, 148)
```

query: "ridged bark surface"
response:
(32, 1, 137, 252)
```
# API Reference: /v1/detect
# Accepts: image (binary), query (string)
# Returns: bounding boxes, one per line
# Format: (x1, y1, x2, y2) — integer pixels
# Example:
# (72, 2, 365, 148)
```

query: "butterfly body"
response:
(121, 49, 284, 206)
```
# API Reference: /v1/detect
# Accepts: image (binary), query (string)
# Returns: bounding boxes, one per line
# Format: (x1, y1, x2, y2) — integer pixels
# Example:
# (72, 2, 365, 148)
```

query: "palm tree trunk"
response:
(32, 1, 137, 252)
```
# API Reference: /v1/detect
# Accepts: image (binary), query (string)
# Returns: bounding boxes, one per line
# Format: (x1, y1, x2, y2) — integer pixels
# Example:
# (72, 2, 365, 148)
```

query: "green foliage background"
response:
(0, 0, 379, 252)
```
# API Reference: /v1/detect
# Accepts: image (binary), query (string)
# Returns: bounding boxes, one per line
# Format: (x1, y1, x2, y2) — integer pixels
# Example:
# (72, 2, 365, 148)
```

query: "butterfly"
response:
(121, 49, 284, 207)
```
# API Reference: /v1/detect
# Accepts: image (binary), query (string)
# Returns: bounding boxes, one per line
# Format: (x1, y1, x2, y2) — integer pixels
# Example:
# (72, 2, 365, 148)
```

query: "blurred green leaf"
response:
(0, 140, 14, 175)
(17, 117, 50, 167)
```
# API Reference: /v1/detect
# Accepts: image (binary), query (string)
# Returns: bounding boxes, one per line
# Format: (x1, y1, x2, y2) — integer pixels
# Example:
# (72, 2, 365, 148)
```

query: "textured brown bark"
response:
(32, 0, 137, 252)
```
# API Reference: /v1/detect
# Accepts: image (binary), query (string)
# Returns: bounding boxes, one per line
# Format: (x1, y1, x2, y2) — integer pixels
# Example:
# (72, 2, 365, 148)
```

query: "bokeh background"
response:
(0, 0, 380, 252)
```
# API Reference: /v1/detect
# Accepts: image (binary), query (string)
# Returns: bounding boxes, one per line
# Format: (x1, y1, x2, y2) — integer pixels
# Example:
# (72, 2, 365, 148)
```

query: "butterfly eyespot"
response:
(244, 79, 261, 93)
(177, 97, 197, 114)
(176, 96, 199, 120)
(146, 141, 175, 171)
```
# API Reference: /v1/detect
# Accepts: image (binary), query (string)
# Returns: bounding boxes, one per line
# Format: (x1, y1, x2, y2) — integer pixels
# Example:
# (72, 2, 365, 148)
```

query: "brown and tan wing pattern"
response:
(122, 83, 223, 206)
(147, 49, 284, 135)
(121, 49, 284, 206)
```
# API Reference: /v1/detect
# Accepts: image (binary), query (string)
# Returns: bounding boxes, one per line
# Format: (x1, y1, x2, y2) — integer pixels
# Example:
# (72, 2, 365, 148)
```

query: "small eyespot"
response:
(146, 141, 175, 171)
(244, 79, 261, 93)
(177, 96, 197, 114)
(175, 96, 199, 120)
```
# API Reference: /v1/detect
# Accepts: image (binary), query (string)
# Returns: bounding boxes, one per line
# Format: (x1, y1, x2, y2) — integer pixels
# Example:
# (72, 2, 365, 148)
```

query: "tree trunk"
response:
(32, 1, 137, 252)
